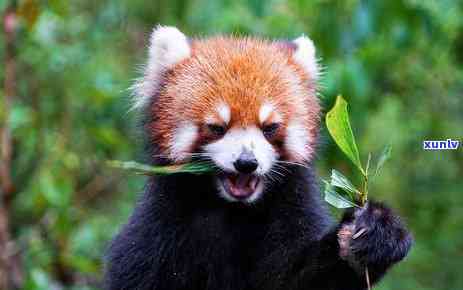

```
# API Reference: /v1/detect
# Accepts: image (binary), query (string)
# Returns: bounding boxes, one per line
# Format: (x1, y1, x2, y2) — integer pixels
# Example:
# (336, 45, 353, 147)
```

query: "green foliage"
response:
(3, 1, 463, 289)
(107, 160, 214, 175)
(374, 145, 392, 177)
(326, 95, 364, 175)
(323, 180, 359, 209)
(324, 96, 391, 209)
(330, 169, 360, 196)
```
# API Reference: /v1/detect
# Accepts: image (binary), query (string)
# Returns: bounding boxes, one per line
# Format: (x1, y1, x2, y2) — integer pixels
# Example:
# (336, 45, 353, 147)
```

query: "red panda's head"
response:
(134, 26, 321, 203)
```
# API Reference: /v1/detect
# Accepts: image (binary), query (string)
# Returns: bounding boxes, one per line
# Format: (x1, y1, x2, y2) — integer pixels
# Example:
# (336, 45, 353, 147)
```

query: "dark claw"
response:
(352, 227, 367, 240)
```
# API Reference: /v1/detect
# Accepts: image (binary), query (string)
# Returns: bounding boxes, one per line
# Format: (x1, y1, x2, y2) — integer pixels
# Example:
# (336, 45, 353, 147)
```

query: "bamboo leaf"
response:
(374, 145, 392, 177)
(107, 160, 214, 175)
(178, 162, 216, 174)
(323, 181, 359, 209)
(326, 95, 365, 175)
(331, 169, 360, 197)
(365, 153, 372, 176)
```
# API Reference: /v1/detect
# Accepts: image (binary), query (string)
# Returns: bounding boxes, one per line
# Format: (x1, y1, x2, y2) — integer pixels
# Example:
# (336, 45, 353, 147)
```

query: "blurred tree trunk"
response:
(0, 2, 22, 289)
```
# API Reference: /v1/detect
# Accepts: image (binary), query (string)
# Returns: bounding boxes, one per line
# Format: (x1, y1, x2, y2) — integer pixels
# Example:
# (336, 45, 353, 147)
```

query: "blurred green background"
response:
(1, 0, 462, 289)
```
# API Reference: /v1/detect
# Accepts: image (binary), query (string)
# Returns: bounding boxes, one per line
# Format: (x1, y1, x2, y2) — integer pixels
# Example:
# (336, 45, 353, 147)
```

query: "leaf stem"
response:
(365, 266, 371, 290)
(359, 155, 370, 207)
(360, 173, 368, 207)
(361, 161, 370, 289)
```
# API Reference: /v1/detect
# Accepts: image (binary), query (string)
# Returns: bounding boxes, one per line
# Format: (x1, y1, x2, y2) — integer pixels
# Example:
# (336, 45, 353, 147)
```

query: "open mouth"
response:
(219, 173, 262, 200)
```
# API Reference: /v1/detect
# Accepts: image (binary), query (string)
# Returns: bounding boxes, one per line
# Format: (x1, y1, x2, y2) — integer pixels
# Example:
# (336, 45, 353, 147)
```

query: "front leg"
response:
(336, 201, 413, 285)
(301, 201, 412, 290)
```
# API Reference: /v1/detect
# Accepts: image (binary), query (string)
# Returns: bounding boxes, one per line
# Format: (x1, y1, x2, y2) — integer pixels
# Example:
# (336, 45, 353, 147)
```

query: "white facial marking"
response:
(170, 121, 198, 160)
(292, 35, 319, 80)
(133, 26, 191, 109)
(285, 120, 309, 161)
(203, 127, 277, 174)
(259, 103, 274, 123)
(216, 103, 231, 124)
(259, 102, 284, 124)
(245, 182, 265, 203)
(205, 127, 277, 203)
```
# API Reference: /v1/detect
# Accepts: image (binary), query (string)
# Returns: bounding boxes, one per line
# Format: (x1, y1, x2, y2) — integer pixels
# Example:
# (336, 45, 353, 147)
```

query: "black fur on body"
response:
(104, 164, 412, 290)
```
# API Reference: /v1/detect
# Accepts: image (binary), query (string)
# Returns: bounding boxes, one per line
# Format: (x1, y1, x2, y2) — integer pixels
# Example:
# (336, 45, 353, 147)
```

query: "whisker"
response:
(183, 152, 213, 158)
(265, 173, 278, 183)
(267, 170, 283, 183)
(270, 168, 285, 177)
(273, 163, 290, 174)
(276, 160, 310, 169)
(150, 153, 171, 158)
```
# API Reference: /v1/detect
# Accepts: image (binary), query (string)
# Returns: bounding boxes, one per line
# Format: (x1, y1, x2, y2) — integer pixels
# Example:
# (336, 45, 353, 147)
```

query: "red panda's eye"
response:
(262, 123, 280, 139)
(207, 124, 226, 137)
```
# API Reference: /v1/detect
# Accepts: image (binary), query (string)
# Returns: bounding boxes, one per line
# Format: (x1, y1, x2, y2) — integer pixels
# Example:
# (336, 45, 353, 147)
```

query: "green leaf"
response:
(331, 169, 360, 197)
(107, 160, 214, 175)
(180, 162, 216, 174)
(326, 95, 365, 175)
(374, 145, 392, 177)
(323, 180, 359, 209)
(365, 153, 372, 176)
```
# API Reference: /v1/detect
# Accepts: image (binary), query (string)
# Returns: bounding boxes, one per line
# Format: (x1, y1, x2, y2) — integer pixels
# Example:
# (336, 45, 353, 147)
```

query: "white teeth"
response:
(250, 177, 259, 191)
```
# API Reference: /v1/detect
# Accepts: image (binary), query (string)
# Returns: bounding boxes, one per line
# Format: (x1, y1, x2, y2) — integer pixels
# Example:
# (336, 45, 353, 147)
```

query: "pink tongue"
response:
(229, 175, 257, 197)
(236, 175, 252, 188)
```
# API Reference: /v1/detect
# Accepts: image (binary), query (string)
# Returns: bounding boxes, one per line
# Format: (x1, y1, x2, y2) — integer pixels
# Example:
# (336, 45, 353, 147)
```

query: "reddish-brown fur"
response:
(147, 36, 320, 161)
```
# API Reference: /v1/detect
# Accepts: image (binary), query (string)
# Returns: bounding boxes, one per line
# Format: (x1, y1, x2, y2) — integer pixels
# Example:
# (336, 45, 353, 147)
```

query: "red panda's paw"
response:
(337, 201, 413, 272)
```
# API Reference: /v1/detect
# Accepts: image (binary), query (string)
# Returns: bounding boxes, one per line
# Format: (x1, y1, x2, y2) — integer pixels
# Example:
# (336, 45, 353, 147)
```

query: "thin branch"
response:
(365, 266, 371, 290)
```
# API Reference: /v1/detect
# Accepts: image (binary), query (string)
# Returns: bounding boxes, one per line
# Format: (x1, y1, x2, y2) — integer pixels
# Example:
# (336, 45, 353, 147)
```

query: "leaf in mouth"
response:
(107, 160, 214, 175)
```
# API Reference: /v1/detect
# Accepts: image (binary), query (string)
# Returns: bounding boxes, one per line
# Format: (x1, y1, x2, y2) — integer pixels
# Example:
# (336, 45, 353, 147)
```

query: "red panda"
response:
(134, 26, 321, 202)
(105, 26, 412, 290)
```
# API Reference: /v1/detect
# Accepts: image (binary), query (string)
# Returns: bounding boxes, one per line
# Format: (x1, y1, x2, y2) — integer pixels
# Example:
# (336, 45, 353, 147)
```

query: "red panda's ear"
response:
(132, 26, 191, 109)
(291, 35, 319, 81)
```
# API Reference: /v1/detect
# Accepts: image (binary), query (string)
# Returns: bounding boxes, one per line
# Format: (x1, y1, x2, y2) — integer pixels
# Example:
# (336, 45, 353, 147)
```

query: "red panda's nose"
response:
(233, 151, 258, 174)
